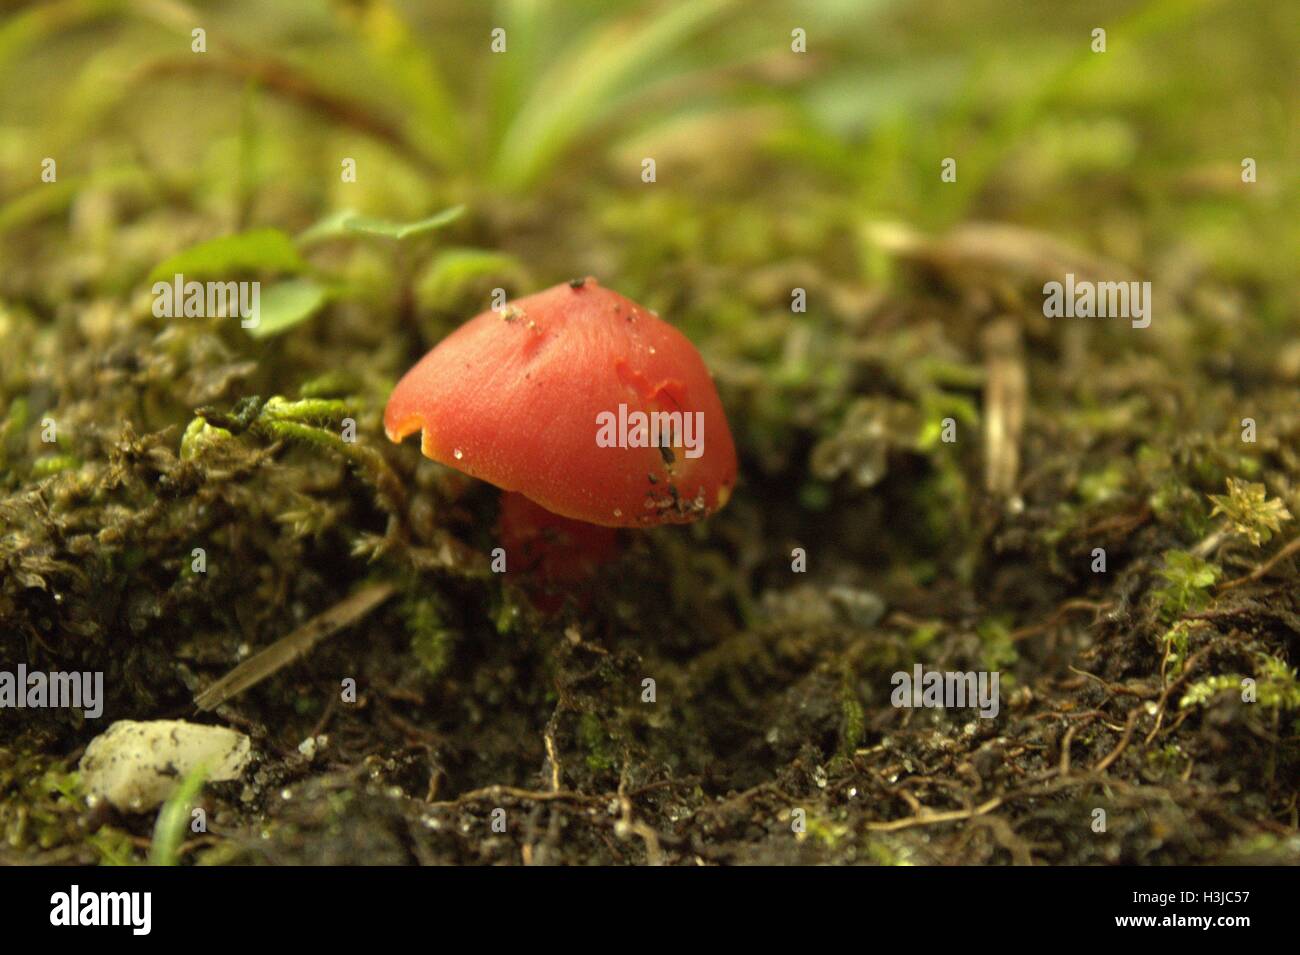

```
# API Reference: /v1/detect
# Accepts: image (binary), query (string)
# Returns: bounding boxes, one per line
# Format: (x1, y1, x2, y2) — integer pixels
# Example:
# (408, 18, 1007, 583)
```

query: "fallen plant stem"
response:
(1092, 706, 1142, 774)
(981, 318, 1026, 499)
(1144, 646, 1214, 745)
(127, 56, 435, 174)
(1218, 535, 1300, 591)
(195, 582, 396, 711)
(865, 796, 1004, 832)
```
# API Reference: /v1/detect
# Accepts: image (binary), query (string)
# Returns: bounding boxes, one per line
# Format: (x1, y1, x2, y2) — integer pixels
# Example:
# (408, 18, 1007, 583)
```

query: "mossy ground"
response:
(1, 0, 1297, 865)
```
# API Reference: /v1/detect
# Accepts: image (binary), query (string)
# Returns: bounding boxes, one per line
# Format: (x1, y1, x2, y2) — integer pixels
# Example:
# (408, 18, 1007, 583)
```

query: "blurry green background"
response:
(1, 0, 1294, 317)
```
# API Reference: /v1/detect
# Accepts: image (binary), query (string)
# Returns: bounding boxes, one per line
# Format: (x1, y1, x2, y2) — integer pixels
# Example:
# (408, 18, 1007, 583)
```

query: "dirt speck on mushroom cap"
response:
(385, 279, 737, 527)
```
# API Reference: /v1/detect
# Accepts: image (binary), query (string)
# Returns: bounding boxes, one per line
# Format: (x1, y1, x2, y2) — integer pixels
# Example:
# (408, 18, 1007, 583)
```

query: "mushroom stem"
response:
(497, 491, 621, 609)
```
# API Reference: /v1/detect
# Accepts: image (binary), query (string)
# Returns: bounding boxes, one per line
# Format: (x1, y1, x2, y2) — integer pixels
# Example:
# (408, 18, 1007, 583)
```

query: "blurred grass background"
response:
(1, 0, 1294, 318)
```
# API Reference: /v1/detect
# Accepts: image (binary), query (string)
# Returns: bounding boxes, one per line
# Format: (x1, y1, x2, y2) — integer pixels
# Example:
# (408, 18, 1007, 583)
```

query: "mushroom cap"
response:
(385, 278, 737, 527)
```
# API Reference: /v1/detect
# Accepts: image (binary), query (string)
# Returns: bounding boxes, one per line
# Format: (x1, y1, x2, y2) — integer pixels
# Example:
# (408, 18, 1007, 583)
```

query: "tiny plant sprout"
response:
(384, 278, 738, 599)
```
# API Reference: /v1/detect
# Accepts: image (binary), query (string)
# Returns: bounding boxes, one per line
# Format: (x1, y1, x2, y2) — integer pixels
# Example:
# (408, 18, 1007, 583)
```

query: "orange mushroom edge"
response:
(383, 277, 738, 534)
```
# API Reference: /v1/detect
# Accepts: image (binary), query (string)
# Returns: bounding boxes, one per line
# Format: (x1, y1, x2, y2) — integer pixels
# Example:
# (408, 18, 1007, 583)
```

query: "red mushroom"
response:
(384, 278, 737, 529)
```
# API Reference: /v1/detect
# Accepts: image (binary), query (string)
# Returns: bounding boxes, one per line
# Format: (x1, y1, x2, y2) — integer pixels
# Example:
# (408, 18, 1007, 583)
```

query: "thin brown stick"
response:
(128, 56, 436, 175)
(866, 796, 1004, 832)
(429, 785, 597, 808)
(194, 582, 396, 711)
(1092, 707, 1141, 774)
(1059, 718, 1094, 776)
(1011, 599, 1113, 642)
(1144, 646, 1213, 745)
(1218, 535, 1300, 591)
(981, 319, 1026, 498)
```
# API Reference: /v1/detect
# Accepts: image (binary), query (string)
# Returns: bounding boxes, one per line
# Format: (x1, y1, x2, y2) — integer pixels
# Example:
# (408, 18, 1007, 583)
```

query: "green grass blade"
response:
(490, 0, 734, 191)
(148, 764, 209, 867)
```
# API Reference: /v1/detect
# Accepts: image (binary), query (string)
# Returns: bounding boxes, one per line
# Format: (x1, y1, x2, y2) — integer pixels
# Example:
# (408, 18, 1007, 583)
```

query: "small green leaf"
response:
(149, 764, 209, 867)
(1154, 550, 1221, 620)
(246, 279, 330, 339)
(180, 417, 232, 460)
(298, 205, 465, 244)
(417, 247, 526, 308)
(150, 229, 306, 282)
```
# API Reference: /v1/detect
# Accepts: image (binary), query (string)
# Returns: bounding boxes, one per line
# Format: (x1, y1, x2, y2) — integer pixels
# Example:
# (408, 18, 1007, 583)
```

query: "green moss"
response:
(298, 371, 364, 399)
(1159, 620, 1202, 675)
(866, 838, 915, 866)
(0, 755, 87, 855)
(908, 622, 942, 651)
(1208, 478, 1293, 547)
(1145, 743, 1187, 779)
(405, 595, 456, 680)
(1154, 551, 1220, 621)
(30, 453, 79, 477)
(180, 416, 232, 460)
(578, 712, 617, 774)
(839, 679, 866, 756)
(804, 811, 850, 848)
(87, 827, 141, 866)
(1077, 463, 1129, 506)
(1181, 657, 1300, 712)
(977, 618, 1018, 673)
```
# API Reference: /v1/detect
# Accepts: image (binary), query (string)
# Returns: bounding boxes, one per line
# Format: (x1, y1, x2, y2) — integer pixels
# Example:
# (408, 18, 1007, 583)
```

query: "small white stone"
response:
(78, 719, 252, 812)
